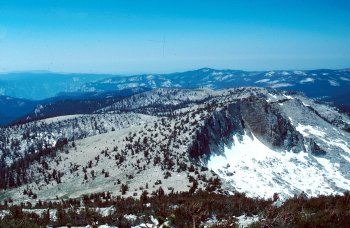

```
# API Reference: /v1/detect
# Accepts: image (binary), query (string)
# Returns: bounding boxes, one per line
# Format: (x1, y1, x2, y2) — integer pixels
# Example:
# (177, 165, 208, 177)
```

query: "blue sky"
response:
(0, 0, 349, 74)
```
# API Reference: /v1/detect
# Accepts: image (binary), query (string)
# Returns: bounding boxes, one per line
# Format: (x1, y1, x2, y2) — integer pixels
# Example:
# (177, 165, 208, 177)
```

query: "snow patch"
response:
(340, 154, 350, 163)
(269, 93, 278, 99)
(302, 102, 310, 107)
(271, 83, 293, 88)
(265, 71, 275, 77)
(212, 72, 223, 76)
(255, 79, 270, 83)
(236, 215, 260, 227)
(320, 138, 350, 154)
(281, 71, 290, 76)
(294, 71, 307, 76)
(300, 78, 315, 84)
(340, 77, 350, 81)
(328, 80, 340, 86)
(208, 133, 346, 199)
(295, 125, 350, 154)
(314, 157, 349, 190)
(283, 94, 294, 99)
(124, 214, 138, 221)
(296, 124, 326, 137)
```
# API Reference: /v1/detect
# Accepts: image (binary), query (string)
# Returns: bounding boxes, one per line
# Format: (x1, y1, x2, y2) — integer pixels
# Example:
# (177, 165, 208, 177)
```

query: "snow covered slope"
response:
(1, 87, 349, 202)
(204, 89, 350, 199)
(208, 133, 350, 200)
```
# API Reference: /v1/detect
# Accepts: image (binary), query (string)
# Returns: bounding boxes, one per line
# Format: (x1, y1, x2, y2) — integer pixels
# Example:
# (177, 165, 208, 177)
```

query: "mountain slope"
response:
(0, 87, 150, 126)
(2, 68, 349, 127)
(0, 96, 38, 126)
(14, 87, 151, 124)
(84, 68, 350, 106)
(1, 68, 349, 104)
(1, 87, 349, 203)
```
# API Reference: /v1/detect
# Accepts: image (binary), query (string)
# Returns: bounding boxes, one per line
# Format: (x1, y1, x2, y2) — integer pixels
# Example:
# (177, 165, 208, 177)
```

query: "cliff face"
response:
(187, 90, 350, 199)
(189, 96, 325, 161)
(238, 98, 305, 152)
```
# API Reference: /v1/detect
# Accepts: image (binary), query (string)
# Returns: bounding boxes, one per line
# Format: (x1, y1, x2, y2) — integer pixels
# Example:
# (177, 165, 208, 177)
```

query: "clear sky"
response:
(0, 0, 349, 74)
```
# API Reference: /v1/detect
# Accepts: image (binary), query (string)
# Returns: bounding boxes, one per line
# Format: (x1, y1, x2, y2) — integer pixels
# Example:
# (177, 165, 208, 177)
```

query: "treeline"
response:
(1, 191, 349, 227)
(0, 138, 68, 190)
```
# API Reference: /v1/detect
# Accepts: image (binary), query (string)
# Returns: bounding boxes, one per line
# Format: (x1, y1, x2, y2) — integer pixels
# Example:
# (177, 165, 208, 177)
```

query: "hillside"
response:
(2, 68, 350, 127)
(1, 87, 349, 203)
(83, 68, 350, 106)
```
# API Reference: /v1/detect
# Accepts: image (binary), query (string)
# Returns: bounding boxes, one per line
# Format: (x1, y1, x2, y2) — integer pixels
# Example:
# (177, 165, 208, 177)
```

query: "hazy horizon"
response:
(1, 66, 350, 76)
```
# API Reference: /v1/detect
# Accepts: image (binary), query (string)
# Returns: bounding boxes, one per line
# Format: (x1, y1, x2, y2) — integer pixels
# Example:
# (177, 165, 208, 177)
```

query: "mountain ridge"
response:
(1, 67, 350, 126)
(1, 87, 349, 203)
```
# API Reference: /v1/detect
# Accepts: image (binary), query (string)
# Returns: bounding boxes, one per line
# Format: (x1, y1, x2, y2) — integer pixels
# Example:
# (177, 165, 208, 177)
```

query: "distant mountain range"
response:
(0, 68, 349, 126)
(0, 96, 37, 126)
(0, 87, 150, 126)
(82, 68, 350, 105)
(0, 72, 110, 100)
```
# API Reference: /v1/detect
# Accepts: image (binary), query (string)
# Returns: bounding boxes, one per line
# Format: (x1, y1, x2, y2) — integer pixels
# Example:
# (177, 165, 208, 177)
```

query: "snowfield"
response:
(208, 133, 350, 200)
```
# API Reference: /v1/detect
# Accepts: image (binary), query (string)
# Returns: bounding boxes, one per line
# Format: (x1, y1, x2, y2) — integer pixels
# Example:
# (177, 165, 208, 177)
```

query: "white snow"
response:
(314, 157, 350, 190)
(96, 206, 116, 217)
(269, 93, 278, 99)
(161, 80, 172, 87)
(268, 80, 280, 84)
(296, 124, 326, 137)
(295, 125, 350, 154)
(212, 72, 223, 76)
(340, 154, 350, 163)
(302, 102, 310, 107)
(271, 83, 293, 88)
(320, 139, 350, 154)
(39, 115, 83, 124)
(236, 215, 260, 227)
(219, 74, 233, 80)
(0, 210, 10, 219)
(283, 94, 294, 99)
(281, 71, 290, 76)
(295, 123, 349, 153)
(293, 71, 307, 76)
(208, 133, 348, 200)
(300, 78, 315, 84)
(339, 76, 350, 81)
(124, 214, 138, 221)
(146, 74, 154, 80)
(255, 79, 270, 83)
(265, 71, 275, 77)
(328, 80, 340, 86)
